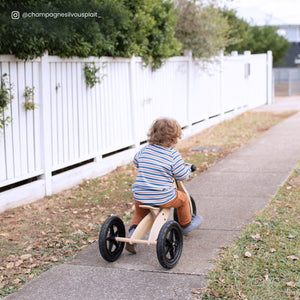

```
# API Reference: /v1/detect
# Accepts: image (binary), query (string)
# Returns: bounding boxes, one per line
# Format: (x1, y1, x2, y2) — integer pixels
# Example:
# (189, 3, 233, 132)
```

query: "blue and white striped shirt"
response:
(132, 144, 191, 205)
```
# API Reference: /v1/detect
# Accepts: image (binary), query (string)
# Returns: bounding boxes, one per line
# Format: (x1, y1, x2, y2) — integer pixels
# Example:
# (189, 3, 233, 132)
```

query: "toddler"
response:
(126, 118, 202, 254)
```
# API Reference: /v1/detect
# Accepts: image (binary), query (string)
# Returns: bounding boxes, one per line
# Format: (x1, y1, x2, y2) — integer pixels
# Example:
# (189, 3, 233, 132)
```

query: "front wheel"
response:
(98, 216, 125, 262)
(156, 220, 183, 269)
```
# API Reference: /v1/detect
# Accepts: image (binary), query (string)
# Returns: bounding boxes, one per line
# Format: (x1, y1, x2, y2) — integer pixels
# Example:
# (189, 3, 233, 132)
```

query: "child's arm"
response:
(133, 152, 139, 168)
(172, 151, 192, 181)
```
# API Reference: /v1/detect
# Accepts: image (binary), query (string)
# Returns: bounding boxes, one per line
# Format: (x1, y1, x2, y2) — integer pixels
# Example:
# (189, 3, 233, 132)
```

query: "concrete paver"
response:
(5, 96, 300, 299)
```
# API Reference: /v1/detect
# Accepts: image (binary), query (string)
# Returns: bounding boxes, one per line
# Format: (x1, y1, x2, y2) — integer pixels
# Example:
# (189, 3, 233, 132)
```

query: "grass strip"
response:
(198, 164, 300, 299)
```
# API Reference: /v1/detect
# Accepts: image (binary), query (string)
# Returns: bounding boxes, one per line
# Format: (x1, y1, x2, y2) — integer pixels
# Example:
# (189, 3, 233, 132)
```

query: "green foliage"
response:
(23, 86, 36, 110)
(175, 0, 231, 60)
(246, 26, 290, 65)
(221, 8, 290, 65)
(220, 7, 251, 54)
(0, 0, 181, 69)
(127, 0, 181, 69)
(0, 73, 13, 129)
(84, 63, 100, 88)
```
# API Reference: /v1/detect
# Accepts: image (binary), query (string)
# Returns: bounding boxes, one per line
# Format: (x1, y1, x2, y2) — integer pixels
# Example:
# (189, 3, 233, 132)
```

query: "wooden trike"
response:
(98, 173, 197, 269)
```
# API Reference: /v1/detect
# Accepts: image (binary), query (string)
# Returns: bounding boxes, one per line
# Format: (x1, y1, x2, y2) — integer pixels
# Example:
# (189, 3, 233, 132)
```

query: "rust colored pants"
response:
(130, 190, 191, 228)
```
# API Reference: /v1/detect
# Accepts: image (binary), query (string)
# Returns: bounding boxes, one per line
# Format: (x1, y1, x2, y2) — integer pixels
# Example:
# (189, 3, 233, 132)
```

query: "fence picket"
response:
(10, 62, 21, 178)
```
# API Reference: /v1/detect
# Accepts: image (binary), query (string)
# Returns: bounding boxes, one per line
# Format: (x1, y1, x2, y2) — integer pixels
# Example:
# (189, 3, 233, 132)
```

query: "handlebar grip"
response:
(191, 164, 197, 172)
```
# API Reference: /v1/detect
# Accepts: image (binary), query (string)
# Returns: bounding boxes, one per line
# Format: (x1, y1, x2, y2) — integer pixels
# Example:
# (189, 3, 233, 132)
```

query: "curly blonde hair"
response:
(148, 118, 182, 148)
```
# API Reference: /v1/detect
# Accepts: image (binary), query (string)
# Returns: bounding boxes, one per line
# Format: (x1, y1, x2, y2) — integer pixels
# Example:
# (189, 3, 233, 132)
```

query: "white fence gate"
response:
(0, 51, 273, 211)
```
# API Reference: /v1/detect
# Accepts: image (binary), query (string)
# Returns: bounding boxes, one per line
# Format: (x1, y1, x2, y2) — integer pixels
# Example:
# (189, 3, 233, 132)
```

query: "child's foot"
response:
(125, 228, 138, 254)
(125, 242, 137, 254)
(182, 216, 202, 236)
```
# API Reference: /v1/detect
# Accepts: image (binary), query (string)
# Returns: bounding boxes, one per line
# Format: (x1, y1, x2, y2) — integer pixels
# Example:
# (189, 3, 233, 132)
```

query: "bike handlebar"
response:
(191, 164, 197, 172)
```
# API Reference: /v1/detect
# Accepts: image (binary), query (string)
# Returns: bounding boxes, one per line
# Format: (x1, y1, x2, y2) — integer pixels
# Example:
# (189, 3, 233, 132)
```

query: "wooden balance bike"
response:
(98, 169, 197, 269)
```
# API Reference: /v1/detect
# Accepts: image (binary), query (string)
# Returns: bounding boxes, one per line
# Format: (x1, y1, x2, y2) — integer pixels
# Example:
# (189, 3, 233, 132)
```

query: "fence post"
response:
(129, 55, 140, 150)
(184, 50, 192, 134)
(266, 50, 273, 104)
(39, 51, 52, 196)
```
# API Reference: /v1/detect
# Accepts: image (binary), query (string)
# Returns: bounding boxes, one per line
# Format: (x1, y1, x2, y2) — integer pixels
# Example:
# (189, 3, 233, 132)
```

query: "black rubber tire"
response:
(156, 220, 183, 269)
(173, 195, 197, 222)
(98, 216, 125, 262)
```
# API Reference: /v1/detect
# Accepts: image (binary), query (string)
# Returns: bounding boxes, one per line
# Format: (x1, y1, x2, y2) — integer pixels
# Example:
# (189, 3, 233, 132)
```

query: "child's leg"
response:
(160, 191, 191, 227)
(129, 200, 150, 230)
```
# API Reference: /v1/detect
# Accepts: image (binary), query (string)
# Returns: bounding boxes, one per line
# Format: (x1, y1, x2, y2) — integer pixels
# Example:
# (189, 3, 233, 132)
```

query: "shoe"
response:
(128, 228, 135, 236)
(125, 228, 138, 254)
(182, 216, 202, 236)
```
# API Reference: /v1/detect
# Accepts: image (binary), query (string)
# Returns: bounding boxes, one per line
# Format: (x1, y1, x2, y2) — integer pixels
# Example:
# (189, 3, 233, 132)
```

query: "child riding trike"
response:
(98, 170, 199, 269)
(98, 118, 202, 269)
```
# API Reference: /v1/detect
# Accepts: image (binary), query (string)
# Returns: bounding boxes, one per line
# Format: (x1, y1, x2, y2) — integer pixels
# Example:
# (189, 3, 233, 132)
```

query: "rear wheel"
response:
(156, 221, 183, 269)
(98, 216, 125, 262)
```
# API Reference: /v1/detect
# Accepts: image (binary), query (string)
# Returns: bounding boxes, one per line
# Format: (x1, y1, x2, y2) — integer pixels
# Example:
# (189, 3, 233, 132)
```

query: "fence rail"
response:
(0, 51, 272, 211)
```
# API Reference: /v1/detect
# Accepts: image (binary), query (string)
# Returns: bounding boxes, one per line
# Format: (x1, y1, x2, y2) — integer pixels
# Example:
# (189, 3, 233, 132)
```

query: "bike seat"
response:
(139, 204, 160, 210)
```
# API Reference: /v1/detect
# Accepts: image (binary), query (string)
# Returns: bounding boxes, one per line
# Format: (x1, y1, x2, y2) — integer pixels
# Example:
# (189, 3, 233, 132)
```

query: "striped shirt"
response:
(132, 144, 191, 205)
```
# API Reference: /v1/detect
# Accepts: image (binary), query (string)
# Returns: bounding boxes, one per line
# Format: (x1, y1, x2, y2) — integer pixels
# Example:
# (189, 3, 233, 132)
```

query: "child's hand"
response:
(191, 164, 197, 172)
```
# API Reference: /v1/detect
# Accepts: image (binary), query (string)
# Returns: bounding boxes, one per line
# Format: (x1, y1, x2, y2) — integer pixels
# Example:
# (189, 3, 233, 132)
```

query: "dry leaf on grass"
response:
(244, 251, 252, 258)
(251, 234, 260, 240)
(286, 281, 296, 288)
(287, 255, 299, 260)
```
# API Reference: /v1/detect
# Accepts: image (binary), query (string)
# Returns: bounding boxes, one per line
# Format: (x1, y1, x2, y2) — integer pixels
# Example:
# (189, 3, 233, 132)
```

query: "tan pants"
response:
(130, 190, 191, 228)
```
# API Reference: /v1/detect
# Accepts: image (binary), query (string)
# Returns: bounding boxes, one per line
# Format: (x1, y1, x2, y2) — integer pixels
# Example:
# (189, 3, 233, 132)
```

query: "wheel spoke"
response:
(166, 229, 179, 260)
(169, 230, 174, 243)
(109, 242, 114, 251)
(109, 226, 115, 237)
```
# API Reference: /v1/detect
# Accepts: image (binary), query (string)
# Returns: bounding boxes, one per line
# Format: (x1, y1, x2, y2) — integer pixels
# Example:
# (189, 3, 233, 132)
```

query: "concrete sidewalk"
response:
(5, 97, 300, 300)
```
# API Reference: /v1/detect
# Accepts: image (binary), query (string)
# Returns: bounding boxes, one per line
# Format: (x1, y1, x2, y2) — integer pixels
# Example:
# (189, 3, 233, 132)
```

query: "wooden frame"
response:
(115, 179, 193, 246)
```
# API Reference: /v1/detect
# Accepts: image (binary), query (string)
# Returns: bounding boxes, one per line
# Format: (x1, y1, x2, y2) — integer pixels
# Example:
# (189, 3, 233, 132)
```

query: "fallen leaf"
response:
(50, 257, 59, 262)
(6, 262, 14, 269)
(87, 237, 96, 243)
(20, 254, 32, 260)
(286, 281, 295, 288)
(211, 290, 220, 297)
(244, 251, 252, 258)
(74, 229, 84, 235)
(251, 234, 260, 240)
(239, 291, 247, 300)
(0, 232, 9, 237)
(287, 255, 299, 260)
(14, 260, 23, 267)
(191, 289, 201, 295)
(264, 274, 269, 281)
(12, 278, 20, 284)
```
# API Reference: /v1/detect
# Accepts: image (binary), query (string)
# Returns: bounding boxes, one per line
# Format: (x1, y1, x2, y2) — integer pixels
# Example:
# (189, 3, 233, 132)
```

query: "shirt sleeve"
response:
(133, 151, 139, 168)
(171, 150, 191, 181)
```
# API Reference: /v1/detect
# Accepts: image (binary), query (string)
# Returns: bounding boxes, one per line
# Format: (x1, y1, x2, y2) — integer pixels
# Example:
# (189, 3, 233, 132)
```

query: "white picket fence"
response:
(0, 51, 273, 211)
